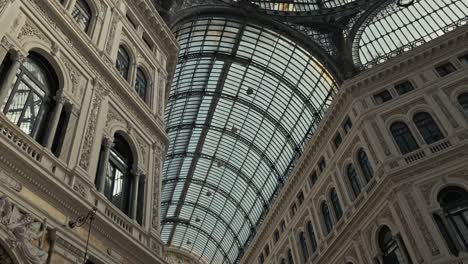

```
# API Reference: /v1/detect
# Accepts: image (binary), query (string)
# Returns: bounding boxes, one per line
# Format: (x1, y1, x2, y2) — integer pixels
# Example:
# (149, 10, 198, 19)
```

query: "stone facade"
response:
(0, 0, 177, 263)
(240, 25, 468, 264)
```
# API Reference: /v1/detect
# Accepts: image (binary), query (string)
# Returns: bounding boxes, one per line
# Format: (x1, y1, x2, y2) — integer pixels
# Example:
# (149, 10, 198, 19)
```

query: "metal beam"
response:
(165, 151, 270, 207)
(163, 177, 255, 228)
(162, 201, 244, 248)
(168, 91, 301, 152)
(162, 220, 233, 264)
(178, 52, 319, 113)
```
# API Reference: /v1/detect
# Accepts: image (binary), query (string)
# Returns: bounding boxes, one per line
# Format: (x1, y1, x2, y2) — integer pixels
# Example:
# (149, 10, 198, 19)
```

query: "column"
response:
(97, 136, 114, 193)
(131, 170, 142, 220)
(395, 234, 411, 264)
(0, 45, 8, 64)
(0, 53, 25, 106)
(44, 93, 68, 149)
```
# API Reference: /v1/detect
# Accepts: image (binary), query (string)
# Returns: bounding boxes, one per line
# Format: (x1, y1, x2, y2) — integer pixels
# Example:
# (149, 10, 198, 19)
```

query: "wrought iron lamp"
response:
(68, 207, 97, 263)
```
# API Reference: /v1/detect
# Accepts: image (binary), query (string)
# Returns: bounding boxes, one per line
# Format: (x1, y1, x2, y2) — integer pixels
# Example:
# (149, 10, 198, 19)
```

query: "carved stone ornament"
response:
(0, 196, 48, 264)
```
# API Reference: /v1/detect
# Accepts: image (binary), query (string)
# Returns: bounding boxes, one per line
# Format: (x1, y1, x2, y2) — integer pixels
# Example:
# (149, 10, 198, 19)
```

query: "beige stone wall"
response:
(241, 25, 468, 264)
(0, 0, 177, 263)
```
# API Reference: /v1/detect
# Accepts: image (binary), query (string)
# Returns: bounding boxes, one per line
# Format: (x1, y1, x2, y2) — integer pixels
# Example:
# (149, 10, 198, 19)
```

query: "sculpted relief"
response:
(0, 196, 49, 264)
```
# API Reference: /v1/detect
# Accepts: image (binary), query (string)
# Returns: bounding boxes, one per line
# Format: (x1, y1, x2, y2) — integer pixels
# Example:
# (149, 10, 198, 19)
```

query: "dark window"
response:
(318, 157, 326, 173)
(322, 202, 333, 234)
(126, 13, 138, 29)
(299, 232, 309, 261)
(281, 258, 286, 264)
(435, 62, 457, 77)
(264, 245, 270, 256)
(135, 68, 147, 102)
(413, 112, 444, 144)
(307, 221, 317, 253)
(378, 226, 405, 264)
(51, 106, 71, 157)
(143, 33, 153, 50)
(374, 90, 392, 104)
(334, 133, 342, 148)
(280, 220, 286, 232)
(104, 134, 133, 215)
(347, 164, 362, 198)
(116, 46, 130, 80)
(259, 253, 264, 264)
(394, 80, 414, 95)
(330, 189, 343, 220)
(343, 117, 353, 133)
(357, 149, 373, 182)
(72, 0, 92, 33)
(436, 186, 468, 253)
(273, 230, 280, 242)
(390, 122, 419, 154)
(291, 203, 297, 216)
(297, 191, 304, 205)
(458, 93, 468, 111)
(309, 171, 318, 186)
(459, 54, 468, 64)
(287, 249, 294, 264)
(1, 53, 58, 142)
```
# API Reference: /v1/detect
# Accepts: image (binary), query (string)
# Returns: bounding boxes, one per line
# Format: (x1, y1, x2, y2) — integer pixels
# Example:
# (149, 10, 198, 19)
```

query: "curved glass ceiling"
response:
(230, 0, 356, 11)
(161, 17, 338, 264)
(356, 0, 468, 68)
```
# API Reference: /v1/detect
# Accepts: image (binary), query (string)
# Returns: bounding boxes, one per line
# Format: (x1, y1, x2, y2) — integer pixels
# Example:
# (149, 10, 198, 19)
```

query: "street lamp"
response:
(68, 207, 97, 264)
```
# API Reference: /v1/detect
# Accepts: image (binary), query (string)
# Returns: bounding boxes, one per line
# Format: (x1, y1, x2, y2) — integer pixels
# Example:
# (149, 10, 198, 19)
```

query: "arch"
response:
(330, 188, 343, 220)
(321, 201, 333, 234)
(107, 127, 140, 170)
(390, 121, 419, 154)
(306, 221, 318, 253)
(71, 0, 93, 33)
(346, 163, 362, 199)
(377, 225, 408, 264)
(457, 92, 468, 112)
(357, 148, 373, 182)
(1, 51, 59, 142)
(412, 112, 444, 144)
(116, 45, 132, 81)
(298, 232, 309, 261)
(135, 67, 148, 102)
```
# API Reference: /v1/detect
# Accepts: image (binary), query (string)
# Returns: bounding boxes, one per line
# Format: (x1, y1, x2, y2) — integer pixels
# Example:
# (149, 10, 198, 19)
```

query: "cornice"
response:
(240, 24, 468, 263)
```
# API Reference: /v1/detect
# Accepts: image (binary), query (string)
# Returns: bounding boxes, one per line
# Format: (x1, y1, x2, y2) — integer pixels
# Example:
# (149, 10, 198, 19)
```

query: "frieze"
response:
(105, 14, 119, 55)
(17, 20, 51, 46)
(61, 56, 84, 102)
(0, 170, 22, 192)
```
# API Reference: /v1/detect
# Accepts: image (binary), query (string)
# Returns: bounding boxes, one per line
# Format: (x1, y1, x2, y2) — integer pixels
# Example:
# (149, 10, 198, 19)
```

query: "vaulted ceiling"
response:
(155, 1, 468, 263)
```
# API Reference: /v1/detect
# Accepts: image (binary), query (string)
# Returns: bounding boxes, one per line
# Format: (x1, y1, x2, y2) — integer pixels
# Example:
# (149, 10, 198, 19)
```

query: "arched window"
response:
(347, 164, 361, 198)
(390, 121, 419, 154)
(322, 202, 333, 234)
(330, 189, 343, 220)
(287, 249, 294, 264)
(1, 52, 57, 141)
(104, 134, 133, 214)
(307, 221, 317, 253)
(299, 232, 309, 261)
(378, 226, 407, 264)
(116, 46, 130, 80)
(436, 186, 468, 253)
(135, 68, 147, 101)
(357, 149, 373, 182)
(458, 93, 468, 111)
(72, 0, 92, 33)
(413, 112, 444, 144)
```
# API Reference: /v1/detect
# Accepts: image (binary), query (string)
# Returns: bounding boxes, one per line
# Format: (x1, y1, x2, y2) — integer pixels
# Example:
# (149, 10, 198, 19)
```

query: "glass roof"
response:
(161, 17, 338, 264)
(230, 0, 356, 11)
(356, 0, 468, 68)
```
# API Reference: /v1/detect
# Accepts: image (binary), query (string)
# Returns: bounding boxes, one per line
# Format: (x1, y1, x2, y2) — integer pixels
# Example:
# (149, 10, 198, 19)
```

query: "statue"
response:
(0, 196, 12, 224)
(8, 213, 48, 264)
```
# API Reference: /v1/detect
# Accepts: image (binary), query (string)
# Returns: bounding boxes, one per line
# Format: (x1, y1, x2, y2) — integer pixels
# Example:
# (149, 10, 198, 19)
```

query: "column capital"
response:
(102, 136, 115, 148)
(54, 92, 69, 105)
(12, 52, 27, 64)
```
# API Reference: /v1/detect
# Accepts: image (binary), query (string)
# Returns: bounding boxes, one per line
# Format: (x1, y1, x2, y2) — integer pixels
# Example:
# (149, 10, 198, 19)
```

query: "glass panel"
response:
(72, 0, 92, 32)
